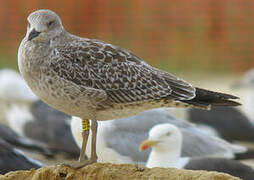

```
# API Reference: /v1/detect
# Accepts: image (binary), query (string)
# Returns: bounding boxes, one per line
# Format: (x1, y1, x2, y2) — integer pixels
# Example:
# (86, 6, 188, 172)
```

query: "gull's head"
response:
(26, 9, 64, 42)
(139, 123, 182, 152)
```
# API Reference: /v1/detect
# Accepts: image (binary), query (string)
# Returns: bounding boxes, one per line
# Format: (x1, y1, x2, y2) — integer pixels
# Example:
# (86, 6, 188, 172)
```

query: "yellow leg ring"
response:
(82, 119, 90, 131)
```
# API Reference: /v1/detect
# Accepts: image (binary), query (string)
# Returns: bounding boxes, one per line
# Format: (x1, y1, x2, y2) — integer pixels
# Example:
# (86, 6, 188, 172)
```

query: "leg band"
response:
(82, 119, 90, 131)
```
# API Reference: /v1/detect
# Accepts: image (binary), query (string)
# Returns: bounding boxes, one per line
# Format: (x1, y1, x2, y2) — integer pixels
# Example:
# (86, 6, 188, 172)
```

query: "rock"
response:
(0, 163, 240, 180)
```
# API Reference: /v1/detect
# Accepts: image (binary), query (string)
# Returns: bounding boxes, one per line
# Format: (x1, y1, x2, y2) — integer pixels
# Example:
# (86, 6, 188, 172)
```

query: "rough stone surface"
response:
(0, 163, 240, 180)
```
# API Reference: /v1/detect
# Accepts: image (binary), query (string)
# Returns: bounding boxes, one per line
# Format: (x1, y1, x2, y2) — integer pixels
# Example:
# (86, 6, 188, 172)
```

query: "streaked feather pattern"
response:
(51, 39, 196, 104)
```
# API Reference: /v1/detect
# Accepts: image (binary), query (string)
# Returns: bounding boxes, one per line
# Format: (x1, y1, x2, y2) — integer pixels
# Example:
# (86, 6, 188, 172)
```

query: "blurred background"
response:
(1, 0, 254, 75)
(0, 1, 254, 176)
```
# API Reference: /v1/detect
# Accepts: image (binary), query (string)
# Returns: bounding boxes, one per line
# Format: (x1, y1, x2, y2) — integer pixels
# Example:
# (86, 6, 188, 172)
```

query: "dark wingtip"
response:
(196, 88, 240, 99)
(223, 94, 240, 100)
(189, 87, 241, 108)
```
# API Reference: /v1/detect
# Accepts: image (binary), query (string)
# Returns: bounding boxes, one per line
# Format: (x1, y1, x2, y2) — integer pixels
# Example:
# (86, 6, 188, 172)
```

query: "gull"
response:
(0, 123, 52, 157)
(139, 124, 254, 180)
(0, 138, 42, 174)
(18, 9, 240, 168)
(188, 106, 254, 143)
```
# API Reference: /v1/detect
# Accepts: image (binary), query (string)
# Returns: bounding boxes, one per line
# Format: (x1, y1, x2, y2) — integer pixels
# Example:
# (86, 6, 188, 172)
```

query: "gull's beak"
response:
(139, 139, 159, 152)
(28, 29, 41, 41)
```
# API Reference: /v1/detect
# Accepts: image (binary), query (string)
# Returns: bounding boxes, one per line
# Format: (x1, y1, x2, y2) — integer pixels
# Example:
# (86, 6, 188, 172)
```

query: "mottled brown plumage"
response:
(18, 9, 240, 168)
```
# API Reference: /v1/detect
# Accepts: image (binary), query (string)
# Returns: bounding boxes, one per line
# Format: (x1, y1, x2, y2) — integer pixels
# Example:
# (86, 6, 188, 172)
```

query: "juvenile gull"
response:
(18, 9, 240, 167)
(71, 108, 246, 164)
(139, 124, 254, 180)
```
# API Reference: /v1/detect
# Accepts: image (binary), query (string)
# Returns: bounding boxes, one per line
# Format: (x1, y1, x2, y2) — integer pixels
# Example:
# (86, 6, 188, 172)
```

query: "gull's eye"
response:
(47, 21, 55, 27)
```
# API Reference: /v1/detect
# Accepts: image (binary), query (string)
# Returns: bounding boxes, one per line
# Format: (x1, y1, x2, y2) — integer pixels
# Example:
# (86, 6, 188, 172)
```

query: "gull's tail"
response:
(181, 88, 241, 110)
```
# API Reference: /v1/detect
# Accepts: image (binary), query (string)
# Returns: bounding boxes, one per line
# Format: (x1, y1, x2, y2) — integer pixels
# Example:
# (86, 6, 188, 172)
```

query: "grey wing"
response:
(180, 127, 245, 158)
(0, 139, 42, 174)
(27, 100, 80, 157)
(52, 39, 195, 104)
(104, 124, 149, 164)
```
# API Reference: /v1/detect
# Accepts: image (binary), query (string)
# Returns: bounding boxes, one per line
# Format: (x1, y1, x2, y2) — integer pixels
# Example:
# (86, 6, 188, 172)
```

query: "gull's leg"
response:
(79, 118, 90, 162)
(74, 119, 98, 166)
(90, 119, 98, 162)
(64, 118, 90, 169)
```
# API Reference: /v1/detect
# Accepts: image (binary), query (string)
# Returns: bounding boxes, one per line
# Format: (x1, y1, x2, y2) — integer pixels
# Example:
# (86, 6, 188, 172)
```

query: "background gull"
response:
(188, 107, 254, 143)
(0, 69, 37, 125)
(27, 100, 80, 157)
(0, 69, 37, 103)
(18, 9, 240, 167)
(0, 138, 42, 174)
(0, 123, 52, 157)
(139, 123, 254, 180)
(71, 108, 246, 164)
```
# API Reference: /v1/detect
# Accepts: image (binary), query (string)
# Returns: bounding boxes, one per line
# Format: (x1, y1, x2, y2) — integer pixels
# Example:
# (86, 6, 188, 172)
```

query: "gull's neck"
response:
(146, 142, 188, 169)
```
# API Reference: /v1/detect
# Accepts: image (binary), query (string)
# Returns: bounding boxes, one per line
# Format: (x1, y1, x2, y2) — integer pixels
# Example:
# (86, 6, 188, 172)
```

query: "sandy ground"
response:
(0, 163, 240, 180)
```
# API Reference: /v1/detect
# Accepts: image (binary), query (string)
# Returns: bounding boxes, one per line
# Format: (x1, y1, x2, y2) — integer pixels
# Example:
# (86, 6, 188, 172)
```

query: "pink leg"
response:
(63, 119, 91, 169)
(79, 130, 89, 162)
(90, 119, 98, 162)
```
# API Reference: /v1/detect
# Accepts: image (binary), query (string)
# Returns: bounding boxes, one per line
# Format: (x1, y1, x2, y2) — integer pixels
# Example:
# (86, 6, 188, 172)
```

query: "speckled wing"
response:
(50, 38, 196, 104)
